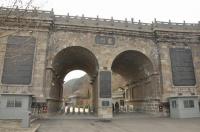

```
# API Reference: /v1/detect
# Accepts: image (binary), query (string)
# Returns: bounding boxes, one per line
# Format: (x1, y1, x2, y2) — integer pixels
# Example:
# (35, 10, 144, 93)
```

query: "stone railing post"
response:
(125, 18, 128, 27)
(168, 19, 172, 28)
(154, 18, 157, 28)
(138, 20, 142, 29)
(96, 15, 99, 25)
(81, 14, 85, 23)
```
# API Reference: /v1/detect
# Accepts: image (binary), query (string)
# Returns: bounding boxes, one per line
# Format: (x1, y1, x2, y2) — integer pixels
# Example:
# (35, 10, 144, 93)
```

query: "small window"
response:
(172, 100, 177, 108)
(7, 98, 22, 108)
(184, 100, 194, 108)
(15, 99, 22, 107)
(7, 99, 15, 107)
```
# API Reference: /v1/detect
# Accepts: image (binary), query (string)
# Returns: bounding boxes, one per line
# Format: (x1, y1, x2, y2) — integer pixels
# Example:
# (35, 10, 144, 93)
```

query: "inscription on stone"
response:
(2, 36, 36, 85)
(100, 71, 111, 98)
(170, 48, 196, 86)
(102, 101, 110, 106)
(95, 35, 115, 45)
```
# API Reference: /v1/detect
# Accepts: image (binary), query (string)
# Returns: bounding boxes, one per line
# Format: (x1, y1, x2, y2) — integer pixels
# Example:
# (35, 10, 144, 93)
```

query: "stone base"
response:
(98, 98, 113, 119)
(130, 100, 160, 114)
(47, 98, 62, 113)
(98, 107, 113, 119)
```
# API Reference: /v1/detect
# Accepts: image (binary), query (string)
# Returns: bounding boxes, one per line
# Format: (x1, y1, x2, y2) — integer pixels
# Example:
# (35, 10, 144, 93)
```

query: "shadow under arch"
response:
(48, 46, 99, 112)
(111, 50, 159, 114)
(111, 50, 154, 80)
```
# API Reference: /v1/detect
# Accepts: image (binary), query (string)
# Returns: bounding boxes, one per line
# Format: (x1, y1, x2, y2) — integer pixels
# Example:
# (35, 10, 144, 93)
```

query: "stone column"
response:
(45, 68, 53, 98)
(92, 75, 98, 114)
(97, 70, 113, 119)
(46, 68, 62, 113)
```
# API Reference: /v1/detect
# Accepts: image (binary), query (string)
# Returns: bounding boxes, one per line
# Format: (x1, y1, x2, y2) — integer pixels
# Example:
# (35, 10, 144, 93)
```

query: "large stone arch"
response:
(104, 39, 159, 72)
(48, 46, 99, 112)
(111, 50, 161, 114)
(111, 50, 154, 80)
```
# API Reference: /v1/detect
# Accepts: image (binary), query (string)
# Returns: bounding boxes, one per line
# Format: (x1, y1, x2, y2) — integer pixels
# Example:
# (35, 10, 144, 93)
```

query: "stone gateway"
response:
(0, 7, 200, 121)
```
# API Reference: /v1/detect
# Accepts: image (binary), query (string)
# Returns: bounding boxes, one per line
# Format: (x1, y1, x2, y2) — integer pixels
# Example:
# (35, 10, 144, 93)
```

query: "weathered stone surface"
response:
(0, 7, 200, 116)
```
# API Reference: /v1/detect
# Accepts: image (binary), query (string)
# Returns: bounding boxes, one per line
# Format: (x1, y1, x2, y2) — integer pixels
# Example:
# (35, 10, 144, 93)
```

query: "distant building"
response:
(67, 92, 91, 107)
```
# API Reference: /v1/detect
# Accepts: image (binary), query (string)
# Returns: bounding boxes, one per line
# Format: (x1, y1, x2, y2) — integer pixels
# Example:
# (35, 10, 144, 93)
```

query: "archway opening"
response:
(64, 70, 86, 83)
(49, 46, 99, 113)
(111, 50, 159, 114)
(63, 70, 93, 113)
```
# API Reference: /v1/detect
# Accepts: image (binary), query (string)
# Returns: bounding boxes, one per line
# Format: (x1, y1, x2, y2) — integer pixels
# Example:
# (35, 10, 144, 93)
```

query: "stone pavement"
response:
(43, 112, 158, 120)
(0, 120, 40, 132)
(37, 113, 200, 132)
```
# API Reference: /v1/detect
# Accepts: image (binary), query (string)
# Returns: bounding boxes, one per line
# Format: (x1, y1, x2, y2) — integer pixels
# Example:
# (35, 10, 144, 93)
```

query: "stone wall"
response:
(0, 7, 200, 116)
(158, 31, 200, 102)
(0, 29, 49, 99)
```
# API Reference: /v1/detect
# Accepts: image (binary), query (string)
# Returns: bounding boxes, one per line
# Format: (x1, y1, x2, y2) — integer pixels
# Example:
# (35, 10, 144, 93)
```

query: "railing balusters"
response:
(0, 7, 199, 30)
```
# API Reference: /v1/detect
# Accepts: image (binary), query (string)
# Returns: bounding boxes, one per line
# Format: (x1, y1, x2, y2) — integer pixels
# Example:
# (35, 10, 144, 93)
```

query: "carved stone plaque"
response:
(2, 36, 36, 85)
(102, 101, 110, 106)
(100, 71, 111, 98)
(95, 35, 115, 45)
(170, 48, 196, 86)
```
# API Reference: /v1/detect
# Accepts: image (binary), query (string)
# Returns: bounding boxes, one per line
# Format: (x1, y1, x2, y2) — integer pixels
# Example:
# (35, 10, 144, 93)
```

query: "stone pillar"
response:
(45, 68, 53, 98)
(92, 74, 98, 114)
(47, 98, 62, 113)
(97, 70, 113, 119)
(45, 68, 61, 113)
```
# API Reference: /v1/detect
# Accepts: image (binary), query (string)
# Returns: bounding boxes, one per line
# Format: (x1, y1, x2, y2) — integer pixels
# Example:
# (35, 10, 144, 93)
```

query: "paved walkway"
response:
(0, 120, 40, 132)
(37, 113, 200, 132)
(44, 112, 157, 120)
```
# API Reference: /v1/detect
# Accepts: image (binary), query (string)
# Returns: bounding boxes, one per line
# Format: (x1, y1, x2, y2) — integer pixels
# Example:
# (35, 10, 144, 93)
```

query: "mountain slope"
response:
(63, 75, 92, 98)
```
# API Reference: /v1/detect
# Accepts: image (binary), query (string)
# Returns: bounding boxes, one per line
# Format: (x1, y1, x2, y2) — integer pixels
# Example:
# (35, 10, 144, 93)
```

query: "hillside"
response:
(63, 75, 92, 98)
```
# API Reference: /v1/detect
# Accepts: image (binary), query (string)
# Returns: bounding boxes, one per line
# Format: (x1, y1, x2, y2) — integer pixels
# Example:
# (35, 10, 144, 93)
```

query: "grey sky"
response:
(39, 0, 199, 23)
(1, 0, 200, 23)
